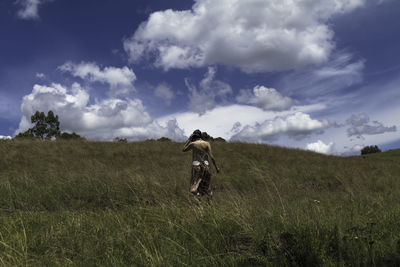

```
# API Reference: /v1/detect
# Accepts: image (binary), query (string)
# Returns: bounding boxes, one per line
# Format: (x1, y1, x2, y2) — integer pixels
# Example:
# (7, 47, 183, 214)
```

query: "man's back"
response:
(190, 140, 211, 162)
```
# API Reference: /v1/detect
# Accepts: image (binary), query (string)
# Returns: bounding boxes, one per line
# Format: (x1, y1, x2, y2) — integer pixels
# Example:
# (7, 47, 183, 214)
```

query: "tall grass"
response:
(0, 139, 399, 266)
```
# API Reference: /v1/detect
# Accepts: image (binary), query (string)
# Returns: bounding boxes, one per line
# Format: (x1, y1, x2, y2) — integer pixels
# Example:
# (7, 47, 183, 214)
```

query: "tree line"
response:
(14, 110, 383, 155)
(15, 110, 226, 143)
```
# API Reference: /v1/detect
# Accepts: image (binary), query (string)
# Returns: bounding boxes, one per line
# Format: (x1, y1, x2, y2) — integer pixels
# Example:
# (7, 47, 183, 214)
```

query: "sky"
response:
(0, 0, 399, 155)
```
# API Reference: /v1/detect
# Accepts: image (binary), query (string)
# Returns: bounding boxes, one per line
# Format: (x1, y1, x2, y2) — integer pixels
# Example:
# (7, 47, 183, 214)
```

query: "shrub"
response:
(114, 137, 128, 143)
(58, 132, 84, 140)
(157, 137, 171, 142)
(15, 129, 35, 139)
(201, 131, 214, 141)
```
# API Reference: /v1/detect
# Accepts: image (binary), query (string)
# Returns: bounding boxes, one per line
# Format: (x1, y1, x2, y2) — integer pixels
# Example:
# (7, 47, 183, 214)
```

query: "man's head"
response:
(191, 129, 202, 141)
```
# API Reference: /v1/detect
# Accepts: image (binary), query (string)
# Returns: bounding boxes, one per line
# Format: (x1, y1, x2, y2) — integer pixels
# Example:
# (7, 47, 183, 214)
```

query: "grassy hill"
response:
(0, 140, 399, 266)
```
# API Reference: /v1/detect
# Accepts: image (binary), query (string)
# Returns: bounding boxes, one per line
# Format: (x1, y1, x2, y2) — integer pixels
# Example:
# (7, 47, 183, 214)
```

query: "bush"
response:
(361, 145, 381, 155)
(114, 137, 128, 143)
(58, 132, 84, 140)
(15, 129, 35, 139)
(157, 137, 171, 142)
(201, 131, 214, 141)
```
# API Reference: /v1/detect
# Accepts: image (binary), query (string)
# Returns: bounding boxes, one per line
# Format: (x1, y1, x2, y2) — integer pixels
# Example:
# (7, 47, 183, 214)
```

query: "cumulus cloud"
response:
(346, 113, 397, 138)
(158, 101, 327, 141)
(15, 83, 186, 141)
(340, 144, 366, 156)
(230, 122, 242, 135)
(236, 86, 293, 111)
(185, 67, 232, 114)
(154, 83, 175, 106)
(306, 140, 335, 154)
(231, 112, 328, 142)
(115, 119, 185, 141)
(59, 62, 136, 96)
(0, 135, 12, 140)
(349, 144, 364, 154)
(124, 0, 365, 72)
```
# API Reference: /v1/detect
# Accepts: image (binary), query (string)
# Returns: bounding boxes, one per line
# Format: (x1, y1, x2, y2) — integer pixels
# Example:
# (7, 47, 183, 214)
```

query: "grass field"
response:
(0, 139, 399, 266)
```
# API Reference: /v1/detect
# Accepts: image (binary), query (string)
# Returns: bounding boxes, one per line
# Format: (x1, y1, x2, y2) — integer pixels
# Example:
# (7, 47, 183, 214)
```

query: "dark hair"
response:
(192, 129, 202, 141)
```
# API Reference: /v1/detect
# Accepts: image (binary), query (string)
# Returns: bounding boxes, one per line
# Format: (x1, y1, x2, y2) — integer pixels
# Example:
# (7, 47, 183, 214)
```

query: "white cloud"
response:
(16, 0, 55, 20)
(280, 53, 364, 98)
(306, 140, 335, 154)
(275, 71, 400, 155)
(338, 144, 366, 156)
(15, 83, 186, 141)
(349, 144, 364, 154)
(114, 119, 185, 141)
(231, 112, 328, 142)
(159, 105, 267, 139)
(376, 0, 392, 4)
(346, 113, 397, 138)
(0, 135, 12, 140)
(59, 62, 137, 96)
(230, 122, 242, 135)
(36, 73, 45, 79)
(124, 0, 365, 72)
(314, 54, 365, 79)
(154, 83, 175, 106)
(236, 86, 293, 111)
(348, 123, 397, 138)
(159, 103, 328, 142)
(346, 113, 369, 127)
(16, 0, 42, 20)
(185, 67, 232, 114)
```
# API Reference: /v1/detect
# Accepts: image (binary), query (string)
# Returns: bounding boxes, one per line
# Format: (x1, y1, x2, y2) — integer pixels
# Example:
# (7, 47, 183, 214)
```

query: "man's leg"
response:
(190, 166, 202, 194)
(198, 165, 212, 196)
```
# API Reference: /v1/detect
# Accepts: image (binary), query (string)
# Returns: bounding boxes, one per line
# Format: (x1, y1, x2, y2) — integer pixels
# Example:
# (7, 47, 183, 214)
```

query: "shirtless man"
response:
(183, 129, 220, 196)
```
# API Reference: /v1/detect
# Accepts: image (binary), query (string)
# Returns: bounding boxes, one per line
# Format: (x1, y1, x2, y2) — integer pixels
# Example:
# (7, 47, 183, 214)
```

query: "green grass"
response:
(0, 139, 400, 266)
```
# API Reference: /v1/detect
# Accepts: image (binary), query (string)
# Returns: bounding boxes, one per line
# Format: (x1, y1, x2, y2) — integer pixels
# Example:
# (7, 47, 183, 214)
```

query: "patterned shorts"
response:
(190, 162, 212, 196)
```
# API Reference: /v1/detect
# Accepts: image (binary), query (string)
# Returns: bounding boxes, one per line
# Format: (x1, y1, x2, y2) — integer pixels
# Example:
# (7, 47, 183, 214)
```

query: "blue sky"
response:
(0, 0, 399, 155)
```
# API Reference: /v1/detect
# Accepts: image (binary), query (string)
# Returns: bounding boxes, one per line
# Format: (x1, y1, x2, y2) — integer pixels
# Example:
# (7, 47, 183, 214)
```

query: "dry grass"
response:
(0, 139, 399, 266)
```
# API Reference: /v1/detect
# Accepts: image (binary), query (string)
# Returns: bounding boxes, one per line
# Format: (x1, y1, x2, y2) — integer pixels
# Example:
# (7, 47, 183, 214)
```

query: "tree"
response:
(361, 145, 381, 155)
(16, 111, 60, 140)
(31, 111, 60, 140)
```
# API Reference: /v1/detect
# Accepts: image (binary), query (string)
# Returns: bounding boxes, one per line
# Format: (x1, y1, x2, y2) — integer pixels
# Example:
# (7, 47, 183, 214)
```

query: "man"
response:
(183, 129, 220, 196)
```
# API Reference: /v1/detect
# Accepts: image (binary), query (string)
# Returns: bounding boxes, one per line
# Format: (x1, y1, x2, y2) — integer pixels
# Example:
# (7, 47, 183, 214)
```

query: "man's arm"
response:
(207, 143, 220, 173)
(182, 135, 193, 152)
